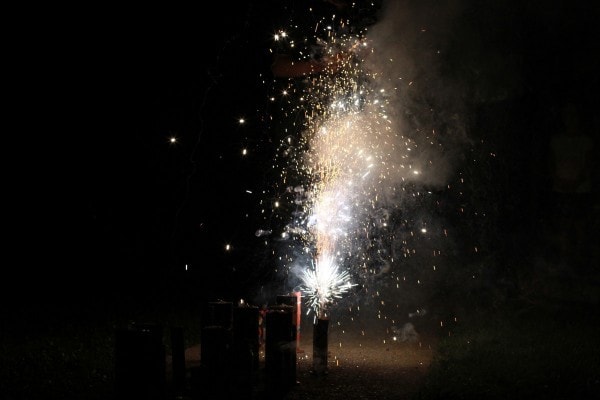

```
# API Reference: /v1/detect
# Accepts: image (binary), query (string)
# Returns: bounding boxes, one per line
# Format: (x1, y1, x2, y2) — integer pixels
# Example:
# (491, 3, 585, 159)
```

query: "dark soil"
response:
(174, 314, 439, 400)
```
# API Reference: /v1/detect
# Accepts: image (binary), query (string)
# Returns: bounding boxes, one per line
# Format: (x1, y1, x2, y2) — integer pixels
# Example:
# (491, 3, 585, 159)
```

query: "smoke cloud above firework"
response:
(262, 0, 468, 318)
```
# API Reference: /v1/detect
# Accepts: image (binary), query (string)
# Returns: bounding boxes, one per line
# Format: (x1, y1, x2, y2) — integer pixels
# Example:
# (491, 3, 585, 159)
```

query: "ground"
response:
(284, 328, 437, 400)
(170, 311, 439, 400)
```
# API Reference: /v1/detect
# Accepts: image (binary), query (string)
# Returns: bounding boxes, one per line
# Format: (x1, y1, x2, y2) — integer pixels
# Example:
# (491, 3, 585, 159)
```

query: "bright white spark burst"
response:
(300, 253, 356, 319)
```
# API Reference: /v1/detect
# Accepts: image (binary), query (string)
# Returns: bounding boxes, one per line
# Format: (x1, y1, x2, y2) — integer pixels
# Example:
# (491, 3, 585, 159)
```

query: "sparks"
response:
(300, 253, 356, 319)
(259, 0, 456, 338)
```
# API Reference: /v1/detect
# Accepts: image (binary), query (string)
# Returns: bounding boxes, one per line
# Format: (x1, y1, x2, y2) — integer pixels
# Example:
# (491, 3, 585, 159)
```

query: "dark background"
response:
(12, 0, 599, 310)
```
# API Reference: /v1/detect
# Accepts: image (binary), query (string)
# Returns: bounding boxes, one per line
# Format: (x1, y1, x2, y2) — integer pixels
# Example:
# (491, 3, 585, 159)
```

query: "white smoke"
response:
(363, 0, 469, 189)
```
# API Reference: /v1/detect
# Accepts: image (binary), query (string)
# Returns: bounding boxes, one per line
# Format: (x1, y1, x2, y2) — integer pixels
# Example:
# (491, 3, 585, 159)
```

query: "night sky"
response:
(20, 0, 598, 308)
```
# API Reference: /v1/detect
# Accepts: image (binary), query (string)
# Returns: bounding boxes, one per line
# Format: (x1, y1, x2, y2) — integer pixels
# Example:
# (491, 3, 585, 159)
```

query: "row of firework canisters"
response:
(198, 295, 303, 398)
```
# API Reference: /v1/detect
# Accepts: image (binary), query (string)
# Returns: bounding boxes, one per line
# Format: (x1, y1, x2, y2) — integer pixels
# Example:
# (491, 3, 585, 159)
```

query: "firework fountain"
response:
(258, 0, 467, 377)
(265, 2, 406, 373)
(299, 86, 400, 373)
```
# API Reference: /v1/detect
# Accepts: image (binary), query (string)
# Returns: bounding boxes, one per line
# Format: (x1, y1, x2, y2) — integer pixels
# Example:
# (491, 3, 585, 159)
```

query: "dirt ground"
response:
(176, 312, 439, 400)
(282, 322, 437, 400)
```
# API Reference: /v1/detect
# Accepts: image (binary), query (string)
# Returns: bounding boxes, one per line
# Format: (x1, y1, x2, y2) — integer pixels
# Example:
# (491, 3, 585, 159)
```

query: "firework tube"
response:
(312, 316, 329, 375)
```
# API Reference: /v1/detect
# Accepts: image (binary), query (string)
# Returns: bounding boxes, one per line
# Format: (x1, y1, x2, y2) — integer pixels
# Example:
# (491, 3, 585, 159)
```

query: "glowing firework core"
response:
(301, 253, 356, 319)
